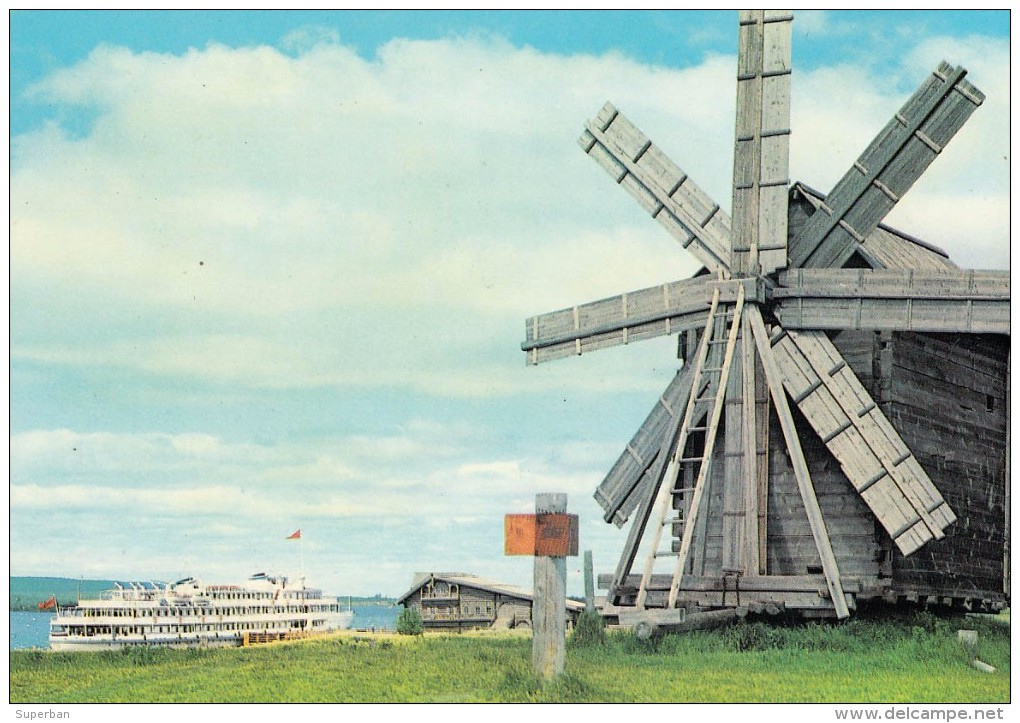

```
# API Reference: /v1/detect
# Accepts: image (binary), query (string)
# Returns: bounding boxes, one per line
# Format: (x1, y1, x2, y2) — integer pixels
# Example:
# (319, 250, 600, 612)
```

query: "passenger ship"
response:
(48, 573, 354, 650)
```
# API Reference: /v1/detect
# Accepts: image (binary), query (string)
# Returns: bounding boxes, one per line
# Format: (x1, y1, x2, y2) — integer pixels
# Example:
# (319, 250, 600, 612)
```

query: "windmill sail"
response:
(580, 103, 732, 274)
(731, 10, 792, 276)
(769, 328, 956, 555)
(790, 62, 985, 270)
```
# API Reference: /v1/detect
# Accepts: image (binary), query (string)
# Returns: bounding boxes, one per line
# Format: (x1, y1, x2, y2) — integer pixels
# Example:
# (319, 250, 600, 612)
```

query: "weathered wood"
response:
(748, 306, 850, 619)
(584, 550, 595, 612)
(741, 313, 764, 575)
(621, 607, 743, 636)
(532, 494, 567, 681)
(791, 62, 984, 269)
(523, 276, 715, 365)
(662, 589, 850, 613)
(636, 289, 727, 609)
(579, 103, 732, 274)
(722, 335, 745, 573)
(774, 268, 1010, 335)
(668, 288, 745, 607)
(731, 10, 792, 275)
(770, 328, 956, 554)
(604, 573, 862, 595)
(594, 365, 696, 526)
(754, 333, 771, 575)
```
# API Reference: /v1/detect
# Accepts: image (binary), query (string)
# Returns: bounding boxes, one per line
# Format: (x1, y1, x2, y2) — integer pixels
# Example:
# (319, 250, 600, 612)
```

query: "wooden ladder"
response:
(634, 284, 746, 610)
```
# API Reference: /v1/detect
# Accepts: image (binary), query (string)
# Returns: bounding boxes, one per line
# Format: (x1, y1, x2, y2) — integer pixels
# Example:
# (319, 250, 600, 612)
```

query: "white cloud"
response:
(9, 419, 625, 593)
(12, 32, 1006, 397)
(13, 37, 726, 397)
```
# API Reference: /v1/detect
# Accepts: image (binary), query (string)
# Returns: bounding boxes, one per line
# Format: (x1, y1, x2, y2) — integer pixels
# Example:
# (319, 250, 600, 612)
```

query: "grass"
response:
(9, 611, 1009, 703)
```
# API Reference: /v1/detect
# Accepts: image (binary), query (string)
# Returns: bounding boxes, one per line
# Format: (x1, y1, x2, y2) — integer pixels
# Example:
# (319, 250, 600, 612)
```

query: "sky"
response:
(9, 10, 1011, 598)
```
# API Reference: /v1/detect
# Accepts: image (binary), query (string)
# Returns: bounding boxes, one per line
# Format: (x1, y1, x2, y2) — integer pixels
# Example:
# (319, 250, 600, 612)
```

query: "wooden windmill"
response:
(522, 11, 1009, 629)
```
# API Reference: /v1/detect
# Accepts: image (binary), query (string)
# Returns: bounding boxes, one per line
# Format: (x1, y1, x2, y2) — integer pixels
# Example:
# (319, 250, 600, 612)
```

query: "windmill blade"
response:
(774, 268, 1010, 334)
(522, 275, 717, 365)
(767, 326, 956, 555)
(595, 364, 697, 527)
(580, 102, 732, 274)
(731, 10, 792, 276)
(790, 62, 985, 269)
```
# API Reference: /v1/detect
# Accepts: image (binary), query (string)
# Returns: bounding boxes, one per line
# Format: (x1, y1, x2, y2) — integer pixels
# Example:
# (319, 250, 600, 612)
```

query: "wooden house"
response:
(396, 573, 585, 632)
(520, 12, 1008, 632)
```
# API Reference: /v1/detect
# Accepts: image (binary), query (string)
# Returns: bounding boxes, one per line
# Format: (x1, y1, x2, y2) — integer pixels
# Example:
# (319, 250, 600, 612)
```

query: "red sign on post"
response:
(504, 513, 578, 557)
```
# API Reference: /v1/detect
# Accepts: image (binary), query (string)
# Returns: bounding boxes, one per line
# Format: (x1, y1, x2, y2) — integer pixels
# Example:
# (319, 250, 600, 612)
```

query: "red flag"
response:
(37, 595, 56, 610)
(286, 529, 301, 540)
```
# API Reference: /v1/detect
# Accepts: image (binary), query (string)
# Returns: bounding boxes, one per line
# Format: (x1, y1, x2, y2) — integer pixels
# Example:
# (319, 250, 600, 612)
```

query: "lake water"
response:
(9, 605, 402, 650)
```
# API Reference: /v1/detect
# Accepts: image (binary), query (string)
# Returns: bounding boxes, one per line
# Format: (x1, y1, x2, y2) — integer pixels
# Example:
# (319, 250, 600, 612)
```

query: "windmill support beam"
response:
(602, 573, 863, 595)
(740, 313, 765, 576)
(748, 306, 851, 619)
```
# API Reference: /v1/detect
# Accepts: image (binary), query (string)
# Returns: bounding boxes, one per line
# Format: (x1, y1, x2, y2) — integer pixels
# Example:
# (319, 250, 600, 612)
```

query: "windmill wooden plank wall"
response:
(522, 10, 1009, 626)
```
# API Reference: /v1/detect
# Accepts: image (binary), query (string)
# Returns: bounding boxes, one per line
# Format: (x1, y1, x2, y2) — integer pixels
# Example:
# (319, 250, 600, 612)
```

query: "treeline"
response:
(9, 577, 395, 610)
(10, 577, 115, 611)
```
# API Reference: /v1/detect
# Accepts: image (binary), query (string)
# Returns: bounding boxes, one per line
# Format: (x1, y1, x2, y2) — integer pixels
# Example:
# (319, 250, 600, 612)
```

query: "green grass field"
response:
(9, 611, 1009, 703)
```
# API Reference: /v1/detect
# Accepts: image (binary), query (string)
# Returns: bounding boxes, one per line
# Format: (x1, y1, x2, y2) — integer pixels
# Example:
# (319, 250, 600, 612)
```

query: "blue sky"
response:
(9, 10, 1011, 597)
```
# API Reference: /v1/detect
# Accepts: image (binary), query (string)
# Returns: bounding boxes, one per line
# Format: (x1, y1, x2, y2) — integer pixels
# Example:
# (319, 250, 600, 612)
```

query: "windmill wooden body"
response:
(522, 11, 1009, 629)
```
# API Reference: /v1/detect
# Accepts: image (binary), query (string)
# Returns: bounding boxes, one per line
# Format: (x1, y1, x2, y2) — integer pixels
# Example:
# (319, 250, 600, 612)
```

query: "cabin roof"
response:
(790, 182, 957, 271)
(396, 571, 585, 610)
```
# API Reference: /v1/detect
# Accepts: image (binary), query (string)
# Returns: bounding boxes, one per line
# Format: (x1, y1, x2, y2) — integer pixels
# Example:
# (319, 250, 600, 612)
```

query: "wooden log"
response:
(741, 314, 763, 575)
(971, 659, 997, 674)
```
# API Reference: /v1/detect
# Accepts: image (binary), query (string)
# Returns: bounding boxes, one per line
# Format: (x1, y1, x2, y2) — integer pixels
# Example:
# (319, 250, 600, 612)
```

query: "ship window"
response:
(987, 394, 995, 412)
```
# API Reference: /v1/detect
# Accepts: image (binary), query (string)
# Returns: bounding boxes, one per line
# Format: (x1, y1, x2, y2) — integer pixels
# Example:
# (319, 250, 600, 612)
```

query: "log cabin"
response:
(396, 573, 585, 632)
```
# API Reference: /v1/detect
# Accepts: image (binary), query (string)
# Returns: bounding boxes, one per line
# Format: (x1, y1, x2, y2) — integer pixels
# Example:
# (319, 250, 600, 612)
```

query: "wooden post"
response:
(505, 493, 578, 682)
(533, 493, 567, 681)
(583, 550, 595, 612)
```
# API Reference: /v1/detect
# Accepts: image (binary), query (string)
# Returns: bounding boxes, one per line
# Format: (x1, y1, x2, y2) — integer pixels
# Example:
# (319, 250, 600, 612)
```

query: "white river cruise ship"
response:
(48, 573, 354, 650)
